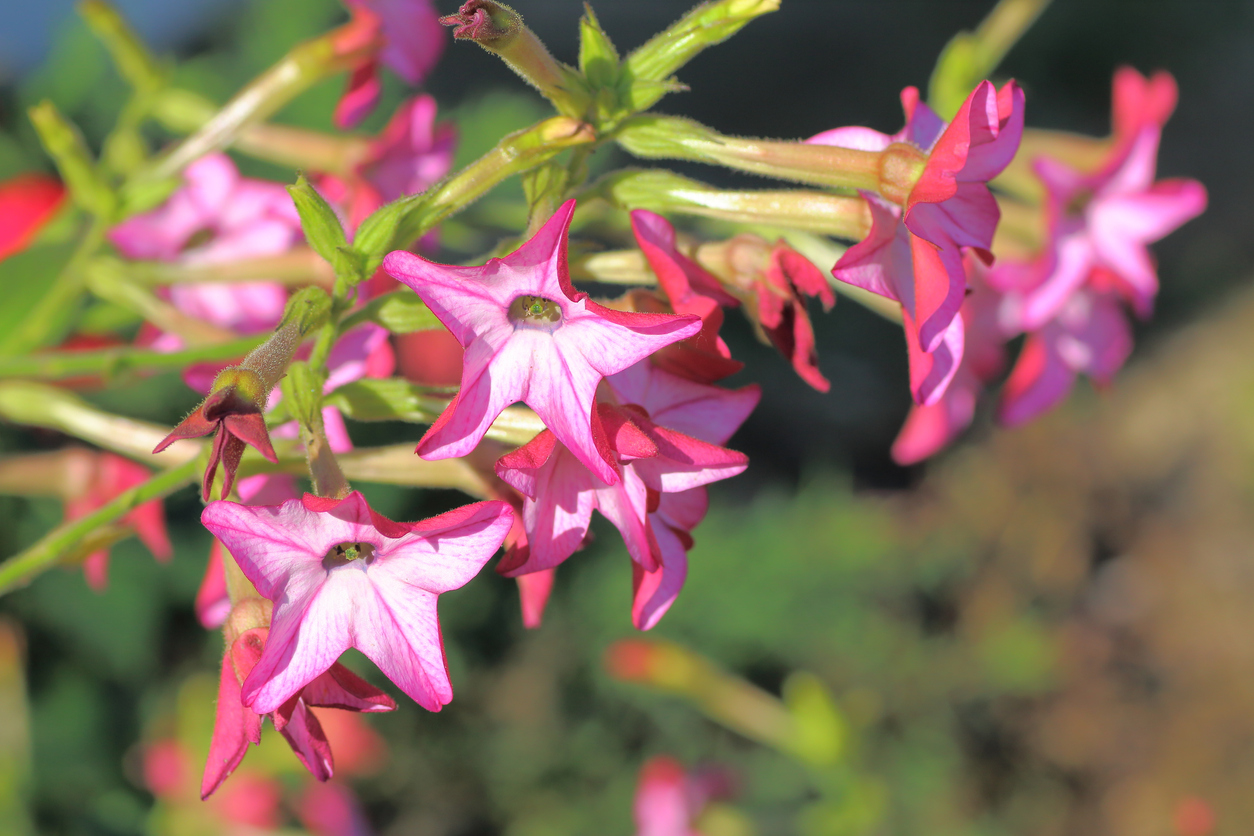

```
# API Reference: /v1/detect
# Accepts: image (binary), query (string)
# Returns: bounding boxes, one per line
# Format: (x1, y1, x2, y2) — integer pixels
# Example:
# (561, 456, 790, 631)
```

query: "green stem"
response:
(119, 249, 335, 288)
(0, 219, 107, 357)
(0, 457, 199, 596)
(0, 334, 264, 382)
(973, 0, 1053, 72)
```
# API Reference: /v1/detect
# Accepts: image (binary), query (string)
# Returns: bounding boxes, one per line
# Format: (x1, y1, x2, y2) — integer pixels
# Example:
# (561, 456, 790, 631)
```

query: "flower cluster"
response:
(0, 0, 1210, 822)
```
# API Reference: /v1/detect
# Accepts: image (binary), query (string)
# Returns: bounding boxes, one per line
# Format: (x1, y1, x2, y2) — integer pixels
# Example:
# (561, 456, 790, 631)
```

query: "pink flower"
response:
(336, 0, 446, 128)
(630, 210, 742, 381)
(606, 361, 759, 628)
(633, 757, 735, 836)
(814, 81, 1023, 402)
(891, 259, 1006, 464)
(196, 540, 231, 629)
(202, 625, 396, 799)
(997, 280, 1132, 427)
(200, 491, 513, 713)
(994, 72, 1206, 330)
(296, 780, 374, 836)
(383, 200, 702, 486)
(320, 95, 456, 230)
(109, 153, 299, 336)
(63, 452, 172, 590)
(496, 362, 755, 629)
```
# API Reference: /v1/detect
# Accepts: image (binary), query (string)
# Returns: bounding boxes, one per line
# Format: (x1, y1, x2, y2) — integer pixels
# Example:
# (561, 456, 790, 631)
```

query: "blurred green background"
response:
(0, 1, 1248, 834)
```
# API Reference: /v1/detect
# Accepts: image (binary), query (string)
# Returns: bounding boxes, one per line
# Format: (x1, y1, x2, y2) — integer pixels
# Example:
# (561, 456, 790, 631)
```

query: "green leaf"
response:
(579, 4, 620, 90)
(279, 286, 332, 336)
(345, 291, 442, 335)
(325, 378, 443, 424)
(287, 175, 349, 270)
(0, 244, 77, 355)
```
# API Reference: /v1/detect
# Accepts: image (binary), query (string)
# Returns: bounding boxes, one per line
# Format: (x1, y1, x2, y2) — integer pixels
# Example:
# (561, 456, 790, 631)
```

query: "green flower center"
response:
(508, 294, 563, 328)
(324, 541, 375, 568)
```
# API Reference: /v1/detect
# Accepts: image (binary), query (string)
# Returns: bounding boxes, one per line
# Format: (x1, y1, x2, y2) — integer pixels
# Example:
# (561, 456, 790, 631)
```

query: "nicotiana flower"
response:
(383, 200, 702, 486)
(997, 278, 1132, 427)
(497, 361, 756, 629)
(633, 756, 736, 836)
(109, 153, 300, 336)
(319, 94, 456, 231)
(203, 620, 396, 799)
(201, 491, 513, 713)
(629, 210, 742, 379)
(0, 172, 64, 262)
(63, 451, 172, 590)
(993, 74, 1206, 330)
(814, 81, 1023, 401)
(335, 0, 446, 128)
(891, 259, 1006, 464)
(156, 369, 279, 501)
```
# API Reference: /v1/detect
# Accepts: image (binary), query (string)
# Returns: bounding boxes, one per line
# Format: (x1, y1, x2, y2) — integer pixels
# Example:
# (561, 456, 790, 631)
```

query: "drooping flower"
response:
(814, 81, 1023, 401)
(891, 258, 1006, 464)
(993, 72, 1206, 330)
(383, 200, 702, 486)
(335, 0, 446, 128)
(201, 491, 513, 714)
(606, 361, 759, 628)
(109, 153, 300, 336)
(63, 450, 172, 590)
(629, 210, 742, 381)
(203, 620, 396, 799)
(997, 279, 1132, 427)
(0, 172, 65, 262)
(156, 368, 279, 501)
(497, 361, 755, 629)
(319, 94, 456, 231)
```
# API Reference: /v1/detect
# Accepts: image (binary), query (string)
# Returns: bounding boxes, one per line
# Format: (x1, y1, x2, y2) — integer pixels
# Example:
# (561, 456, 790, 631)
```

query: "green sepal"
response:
(288, 175, 350, 272)
(279, 360, 326, 431)
(342, 291, 442, 335)
(624, 0, 779, 111)
(279, 286, 333, 336)
(579, 4, 621, 91)
(352, 197, 410, 276)
(780, 671, 845, 767)
(28, 101, 115, 219)
(324, 378, 445, 424)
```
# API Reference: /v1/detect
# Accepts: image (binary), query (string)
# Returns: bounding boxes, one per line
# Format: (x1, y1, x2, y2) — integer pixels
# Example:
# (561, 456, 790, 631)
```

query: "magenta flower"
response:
(383, 200, 702, 486)
(633, 757, 735, 836)
(336, 0, 446, 128)
(201, 491, 513, 713)
(813, 82, 1023, 400)
(630, 209, 742, 377)
(320, 94, 456, 230)
(997, 282, 1132, 427)
(890, 260, 1006, 464)
(607, 361, 759, 628)
(994, 75, 1206, 330)
(63, 451, 172, 590)
(202, 625, 396, 799)
(109, 153, 299, 336)
(497, 362, 755, 629)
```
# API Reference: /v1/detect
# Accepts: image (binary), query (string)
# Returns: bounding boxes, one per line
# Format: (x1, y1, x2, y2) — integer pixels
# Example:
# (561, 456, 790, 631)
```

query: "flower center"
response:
(323, 541, 375, 569)
(1064, 188, 1095, 220)
(508, 294, 563, 329)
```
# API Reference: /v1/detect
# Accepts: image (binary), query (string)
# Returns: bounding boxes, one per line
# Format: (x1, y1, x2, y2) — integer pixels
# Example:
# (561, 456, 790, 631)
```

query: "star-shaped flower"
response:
(201, 491, 513, 713)
(383, 200, 702, 486)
